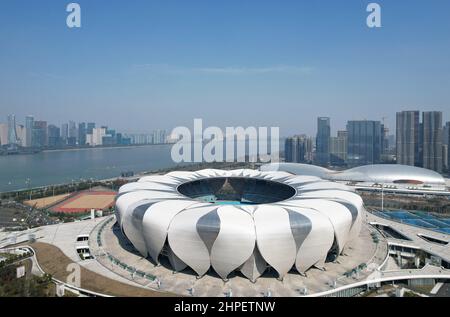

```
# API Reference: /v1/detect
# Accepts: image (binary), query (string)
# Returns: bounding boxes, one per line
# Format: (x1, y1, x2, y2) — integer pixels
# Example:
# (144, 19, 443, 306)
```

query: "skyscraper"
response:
(381, 124, 389, 156)
(152, 129, 167, 144)
(315, 117, 330, 166)
(25, 115, 34, 147)
(91, 127, 108, 146)
(422, 111, 443, 173)
(68, 121, 77, 138)
(47, 125, 61, 147)
(68, 121, 77, 145)
(32, 121, 48, 147)
(330, 131, 348, 166)
(61, 123, 69, 145)
(78, 122, 87, 146)
(396, 111, 420, 166)
(285, 136, 307, 163)
(443, 144, 449, 171)
(15, 125, 26, 147)
(444, 122, 450, 171)
(347, 120, 382, 166)
(0, 123, 7, 146)
(444, 122, 450, 147)
(7, 114, 18, 145)
(87, 122, 96, 134)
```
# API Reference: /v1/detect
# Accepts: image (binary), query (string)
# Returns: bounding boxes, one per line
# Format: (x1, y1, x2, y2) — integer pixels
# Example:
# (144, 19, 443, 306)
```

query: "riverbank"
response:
(0, 142, 175, 157)
(42, 143, 175, 154)
(0, 144, 177, 192)
(0, 161, 256, 197)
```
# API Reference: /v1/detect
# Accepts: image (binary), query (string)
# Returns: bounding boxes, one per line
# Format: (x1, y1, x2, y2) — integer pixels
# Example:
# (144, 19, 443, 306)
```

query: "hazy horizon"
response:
(1, 0, 450, 136)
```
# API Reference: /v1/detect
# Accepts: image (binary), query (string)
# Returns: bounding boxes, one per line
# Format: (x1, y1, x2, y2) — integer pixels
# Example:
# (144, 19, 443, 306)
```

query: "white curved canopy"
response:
(115, 168, 364, 281)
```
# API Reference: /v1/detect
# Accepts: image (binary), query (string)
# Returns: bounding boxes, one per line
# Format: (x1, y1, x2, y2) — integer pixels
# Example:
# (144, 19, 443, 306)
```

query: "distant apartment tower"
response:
(87, 127, 109, 146)
(78, 122, 87, 146)
(444, 122, 450, 147)
(0, 123, 7, 145)
(152, 129, 167, 144)
(87, 122, 96, 134)
(381, 124, 389, 154)
(315, 117, 330, 166)
(303, 136, 314, 163)
(61, 123, 69, 145)
(7, 114, 18, 145)
(32, 121, 48, 147)
(67, 121, 77, 146)
(347, 120, 382, 166)
(330, 131, 348, 166)
(422, 111, 443, 173)
(285, 136, 307, 163)
(15, 125, 26, 146)
(443, 145, 449, 171)
(444, 122, 450, 171)
(47, 125, 61, 147)
(68, 121, 77, 138)
(25, 115, 34, 147)
(103, 128, 117, 146)
(396, 111, 420, 166)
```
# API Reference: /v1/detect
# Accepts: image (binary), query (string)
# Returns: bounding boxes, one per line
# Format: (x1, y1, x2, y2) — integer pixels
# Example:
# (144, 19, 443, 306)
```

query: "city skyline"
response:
(0, 113, 170, 148)
(1, 0, 450, 136)
(284, 110, 449, 174)
(2, 106, 449, 138)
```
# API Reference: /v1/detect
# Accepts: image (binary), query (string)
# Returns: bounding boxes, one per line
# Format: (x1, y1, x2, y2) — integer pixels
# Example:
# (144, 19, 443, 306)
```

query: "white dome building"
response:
(115, 169, 365, 282)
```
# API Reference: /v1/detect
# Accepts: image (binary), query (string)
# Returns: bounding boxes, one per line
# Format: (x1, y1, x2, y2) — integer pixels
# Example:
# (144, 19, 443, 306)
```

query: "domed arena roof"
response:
(261, 163, 446, 186)
(331, 164, 446, 185)
(115, 169, 364, 282)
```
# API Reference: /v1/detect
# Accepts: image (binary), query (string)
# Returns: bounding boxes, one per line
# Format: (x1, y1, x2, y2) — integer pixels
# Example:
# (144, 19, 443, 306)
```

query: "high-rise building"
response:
(152, 129, 167, 144)
(443, 144, 449, 171)
(116, 133, 123, 145)
(0, 123, 7, 146)
(68, 121, 77, 138)
(61, 123, 69, 145)
(15, 125, 26, 147)
(67, 121, 77, 145)
(444, 122, 450, 147)
(347, 120, 382, 166)
(396, 111, 420, 166)
(387, 134, 396, 154)
(106, 129, 116, 138)
(304, 136, 314, 163)
(422, 111, 443, 173)
(88, 127, 109, 146)
(25, 115, 34, 147)
(330, 131, 348, 166)
(7, 114, 18, 145)
(78, 122, 87, 146)
(381, 124, 389, 154)
(315, 117, 330, 166)
(285, 135, 307, 163)
(87, 122, 96, 134)
(32, 121, 48, 147)
(47, 125, 61, 147)
(101, 128, 116, 146)
(444, 122, 450, 171)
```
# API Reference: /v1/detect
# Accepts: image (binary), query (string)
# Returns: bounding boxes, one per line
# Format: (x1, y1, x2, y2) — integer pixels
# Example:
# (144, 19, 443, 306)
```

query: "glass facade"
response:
(316, 117, 330, 166)
(347, 120, 382, 166)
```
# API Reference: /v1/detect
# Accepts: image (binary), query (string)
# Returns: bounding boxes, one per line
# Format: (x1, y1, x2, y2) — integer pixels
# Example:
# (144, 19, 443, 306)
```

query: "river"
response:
(0, 145, 178, 192)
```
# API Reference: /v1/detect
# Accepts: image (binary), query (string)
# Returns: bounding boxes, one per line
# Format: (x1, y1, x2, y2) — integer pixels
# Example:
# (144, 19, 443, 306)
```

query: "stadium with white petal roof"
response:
(115, 169, 365, 282)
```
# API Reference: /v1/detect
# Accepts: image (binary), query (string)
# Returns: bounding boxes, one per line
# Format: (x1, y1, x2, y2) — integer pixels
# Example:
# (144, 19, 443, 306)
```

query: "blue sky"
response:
(0, 0, 449, 136)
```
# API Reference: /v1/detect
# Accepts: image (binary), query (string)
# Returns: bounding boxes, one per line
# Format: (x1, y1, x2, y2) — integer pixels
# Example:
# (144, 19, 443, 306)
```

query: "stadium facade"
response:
(115, 169, 364, 282)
